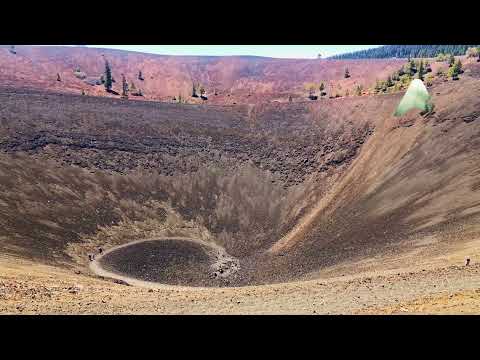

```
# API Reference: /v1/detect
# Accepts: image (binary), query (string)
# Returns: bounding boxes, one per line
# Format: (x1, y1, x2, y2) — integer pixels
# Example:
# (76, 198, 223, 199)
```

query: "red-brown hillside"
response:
(0, 46, 406, 104)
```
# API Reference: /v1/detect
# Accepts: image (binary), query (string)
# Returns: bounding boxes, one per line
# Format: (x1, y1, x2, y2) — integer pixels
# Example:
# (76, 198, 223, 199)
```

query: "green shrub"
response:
(425, 73, 434, 87)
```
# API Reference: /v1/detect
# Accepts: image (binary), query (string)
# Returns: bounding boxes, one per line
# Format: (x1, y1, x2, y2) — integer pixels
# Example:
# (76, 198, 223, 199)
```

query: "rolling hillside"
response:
(0, 46, 405, 104)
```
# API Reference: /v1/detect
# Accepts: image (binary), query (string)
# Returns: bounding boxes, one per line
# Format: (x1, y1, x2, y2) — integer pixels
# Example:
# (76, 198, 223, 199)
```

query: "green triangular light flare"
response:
(394, 79, 433, 116)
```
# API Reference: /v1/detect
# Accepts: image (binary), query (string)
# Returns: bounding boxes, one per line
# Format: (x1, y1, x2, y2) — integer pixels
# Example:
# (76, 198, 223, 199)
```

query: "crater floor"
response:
(96, 239, 240, 287)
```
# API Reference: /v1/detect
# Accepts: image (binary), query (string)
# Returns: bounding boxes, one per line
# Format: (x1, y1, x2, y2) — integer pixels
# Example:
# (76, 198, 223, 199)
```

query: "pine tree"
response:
(57, 73, 61, 82)
(455, 59, 463, 74)
(138, 70, 144, 81)
(344, 68, 350, 78)
(425, 61, 432, 73)
(104, 59, 113, 92)
(9, 45, 16, 55)
(386, 76, 393, 87)
(448, 54, 455, 67)
(404, 61, 415, 77)
(192, 83, 198, 97)
(409, 59, 417, 75)
(199, 86, 207, 100)
(319, 82, 326, 97)
(417, 60, 425, 80)
(380, 80, 387, 92)
(448, 66, 459, 80)
(121, 74, 129, 98)
(374, 79, 381, 94)
(355, 84, 363, 96)
(448, 59, 463, 80)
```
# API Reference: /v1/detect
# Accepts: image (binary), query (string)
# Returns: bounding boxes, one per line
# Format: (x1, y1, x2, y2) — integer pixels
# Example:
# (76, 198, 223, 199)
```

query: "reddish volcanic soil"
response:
(0, 46, 405, 104)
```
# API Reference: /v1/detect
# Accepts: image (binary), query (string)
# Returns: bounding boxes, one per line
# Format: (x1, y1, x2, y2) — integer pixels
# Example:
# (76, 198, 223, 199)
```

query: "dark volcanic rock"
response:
(0, 90, 374, 187)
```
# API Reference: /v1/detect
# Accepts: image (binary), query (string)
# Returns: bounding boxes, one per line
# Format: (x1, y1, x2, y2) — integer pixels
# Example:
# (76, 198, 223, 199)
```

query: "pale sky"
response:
(83, 45, 381, 59)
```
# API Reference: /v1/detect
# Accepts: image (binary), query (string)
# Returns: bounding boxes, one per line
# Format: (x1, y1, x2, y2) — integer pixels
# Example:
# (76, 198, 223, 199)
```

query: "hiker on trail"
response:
(466, 258, 471, 266)
(88, 254, 92, 261)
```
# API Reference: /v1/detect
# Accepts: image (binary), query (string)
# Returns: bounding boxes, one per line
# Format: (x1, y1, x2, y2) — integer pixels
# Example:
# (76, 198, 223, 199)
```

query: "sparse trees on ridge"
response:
(330, 45, 480, 59)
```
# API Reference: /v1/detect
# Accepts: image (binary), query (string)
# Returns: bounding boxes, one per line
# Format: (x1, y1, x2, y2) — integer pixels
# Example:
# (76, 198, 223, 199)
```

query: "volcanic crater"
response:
(1, 49, 480, 293)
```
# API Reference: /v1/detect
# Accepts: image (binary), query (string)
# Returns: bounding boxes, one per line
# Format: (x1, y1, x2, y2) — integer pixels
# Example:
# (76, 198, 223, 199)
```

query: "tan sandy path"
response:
(2, 252, 480, 314)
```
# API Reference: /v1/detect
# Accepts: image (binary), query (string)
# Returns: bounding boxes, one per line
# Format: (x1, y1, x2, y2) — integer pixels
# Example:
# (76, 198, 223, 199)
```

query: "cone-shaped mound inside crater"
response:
(394, 79, 432, 116)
